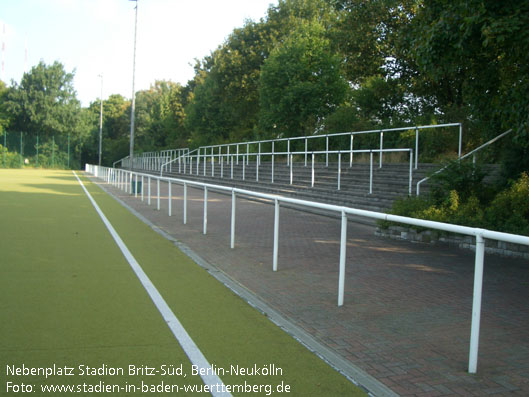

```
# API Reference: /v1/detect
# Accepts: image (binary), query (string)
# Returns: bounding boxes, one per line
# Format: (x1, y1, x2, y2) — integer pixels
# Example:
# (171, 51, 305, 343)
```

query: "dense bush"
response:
(381, 166, 529, 236)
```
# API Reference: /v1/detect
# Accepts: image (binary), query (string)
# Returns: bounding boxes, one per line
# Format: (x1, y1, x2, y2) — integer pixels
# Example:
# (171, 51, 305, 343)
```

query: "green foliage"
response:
(485, 173, 529, 235)
(259, 19, 348, 137)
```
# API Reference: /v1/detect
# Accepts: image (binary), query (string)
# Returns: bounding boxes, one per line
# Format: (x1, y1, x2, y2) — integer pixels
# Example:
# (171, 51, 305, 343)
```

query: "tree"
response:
(258, 19, 348, 137)
(5, 61, 81, 139)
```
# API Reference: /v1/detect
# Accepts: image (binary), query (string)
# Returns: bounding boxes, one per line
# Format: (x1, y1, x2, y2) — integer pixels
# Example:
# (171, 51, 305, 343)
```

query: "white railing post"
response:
(290, 154, 293, 185)
(134, 173, 138, 198)
(168, 181, 172, 216)
(230, 190, 236, 249)
(379, 131, 383, 168)
(326, 135, 329, 167)
(369, 151, 373, 194)
(273, 199, 280, 272)
(203, 186, 208, 235)
(271, 150, 275, 184)
(231, 155, 234, 179)
(141, 175, 144, 201)
(148, 176, 151, 205)
(311, 153, 315, 187)
(242, 155, 245, 180)
(287, 139, 290, 166)
(338, 210, 347, 307)
(183, 183, 187, 225)
(415, 127, 419, 169)
(350, 134, 353, 167)
(337, 152, 341, 191)
(246, 143, 250, 165)
(157, 178, 160, 210)
(305, 138, 308, 167)
(469, 233, 485, 374)
(409, 150, 413, 195)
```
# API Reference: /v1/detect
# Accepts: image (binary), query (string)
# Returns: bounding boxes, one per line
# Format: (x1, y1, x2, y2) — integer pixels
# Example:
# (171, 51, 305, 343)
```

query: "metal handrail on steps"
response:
(416, 129, 513, 195)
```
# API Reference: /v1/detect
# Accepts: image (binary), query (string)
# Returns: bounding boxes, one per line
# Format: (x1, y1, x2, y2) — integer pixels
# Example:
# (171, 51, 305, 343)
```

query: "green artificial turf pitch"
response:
(0, 169, 366, 396)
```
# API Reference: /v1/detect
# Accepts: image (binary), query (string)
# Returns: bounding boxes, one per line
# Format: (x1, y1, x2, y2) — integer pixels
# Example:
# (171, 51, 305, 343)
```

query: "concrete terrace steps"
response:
(154, 161, 442, 214)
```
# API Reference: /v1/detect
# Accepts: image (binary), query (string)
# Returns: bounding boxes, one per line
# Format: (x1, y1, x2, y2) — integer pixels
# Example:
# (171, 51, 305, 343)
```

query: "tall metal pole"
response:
(98, 74, 103, 166)
(129, 0, 138, 169)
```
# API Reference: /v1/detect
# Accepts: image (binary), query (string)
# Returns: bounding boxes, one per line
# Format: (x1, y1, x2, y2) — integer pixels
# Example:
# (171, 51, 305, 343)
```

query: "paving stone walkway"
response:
(93, 176, 529, 396)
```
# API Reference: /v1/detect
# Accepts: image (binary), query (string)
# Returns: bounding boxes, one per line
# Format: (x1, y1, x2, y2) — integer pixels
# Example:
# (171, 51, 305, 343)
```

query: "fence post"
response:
(337, 152, 341, 191)
(183, 183, 187, 225)
(326, 135, 329, 167)
(338, 210, 348, 306)
(287, 139, 290, 166)
(469, 233, 485, 373)
(290, 154, 293, 185)
(243, 155, 245, 180)
(168, 181, 172, 216)
(148, 176, 151, 205)
(134, 173, 138, 198)
(203, 186, 208, 235)
(231, 190, 236, 249)
(305, 138, 308, 167)
(271, 150, 275, 183)
(379, 131, 383, 168)
(231, 155, 234, 179)
(157, 178, 160, 210)
(415, 127, 419, 169)
(350, 134, 353, 167)
(409, 150, 413, 195)
(273, 199, 280, 271)
(369, 151, 373, 194)
(311, 153, 315, 187)
(141, 175, 144, 201)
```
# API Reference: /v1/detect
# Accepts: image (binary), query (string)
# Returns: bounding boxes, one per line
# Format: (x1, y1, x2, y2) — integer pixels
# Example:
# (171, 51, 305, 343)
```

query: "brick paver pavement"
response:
(93, 176, 529, 396)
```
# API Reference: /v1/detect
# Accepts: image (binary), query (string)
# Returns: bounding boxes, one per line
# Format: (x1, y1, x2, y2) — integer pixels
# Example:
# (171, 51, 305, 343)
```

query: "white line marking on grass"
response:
(73, 172, 231, 397)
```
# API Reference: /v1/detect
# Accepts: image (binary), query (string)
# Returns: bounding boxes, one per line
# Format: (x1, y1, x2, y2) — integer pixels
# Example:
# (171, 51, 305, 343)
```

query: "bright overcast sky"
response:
(0, 0, 277, 107)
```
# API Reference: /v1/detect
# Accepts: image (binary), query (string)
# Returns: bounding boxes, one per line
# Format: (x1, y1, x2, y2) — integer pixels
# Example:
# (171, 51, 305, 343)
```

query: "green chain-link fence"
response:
(1, 131, 80, 169)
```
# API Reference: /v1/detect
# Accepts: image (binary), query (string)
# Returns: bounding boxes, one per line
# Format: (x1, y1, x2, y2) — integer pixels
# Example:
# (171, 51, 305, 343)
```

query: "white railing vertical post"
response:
(415, 127, 419, 169)
(230, 190, 236, 249)
(273, 199, 280, 272)
(256, 155, 259, 182)
(221, 155, 224, 178)
(168, 181, 172, 216)
(212, 154, 215, 177)
(231, 155, 234, 179)
(369, 151, 373, 194)
(337, 152, 341, 191)
(287, 139, 290, 166)
(338, 210, 347, 307)
(326, 135, 329, 167)
(183, 183, 187, 225)
(290, 154, 293, 185)
(379, 131, 383, 168)
(311, 153, 315, 187)
(350, 134, 353, 167)
(236, 144, 239, 165)
(271, 150, 275, 184)
(305, 138, 308, 167)
(258, 142, 261, 166)
(203, 186, 208, 235)
(134, 173, 138, 198)
(157, 179, 160, 210)
(459, 123, 463, 159)
(148, 176, 151, 205)
(141, 175, 144, 201)
(243, 155, 246, 180)
(246, 143, 250, 165)
(409, 150, 413, 195)
(469, 233, 485, 374)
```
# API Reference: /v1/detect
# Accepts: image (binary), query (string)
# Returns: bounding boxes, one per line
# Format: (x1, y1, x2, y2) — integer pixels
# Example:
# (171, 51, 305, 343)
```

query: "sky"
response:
(0, 0, 277, 107)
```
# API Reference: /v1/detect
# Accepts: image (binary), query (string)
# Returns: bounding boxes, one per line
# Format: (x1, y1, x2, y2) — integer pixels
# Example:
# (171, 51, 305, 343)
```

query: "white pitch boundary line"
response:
(73, 171, 231, 397)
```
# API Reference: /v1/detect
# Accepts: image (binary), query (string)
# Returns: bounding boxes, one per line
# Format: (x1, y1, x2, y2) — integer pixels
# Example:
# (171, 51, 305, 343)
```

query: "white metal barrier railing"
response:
(163, 148, 414, 195)
(86, 163, 529, 375)
(198, 123, 461, 170)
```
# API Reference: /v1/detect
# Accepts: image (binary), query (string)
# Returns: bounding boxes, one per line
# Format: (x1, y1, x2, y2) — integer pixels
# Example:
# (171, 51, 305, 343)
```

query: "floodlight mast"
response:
(129, 0, 138, 169)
